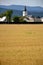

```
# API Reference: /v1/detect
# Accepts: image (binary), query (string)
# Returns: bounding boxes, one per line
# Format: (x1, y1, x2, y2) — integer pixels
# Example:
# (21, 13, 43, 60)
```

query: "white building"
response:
(23, 6, 34, 22)
(23, 6, 27, 16)
(0, 16, 7, 22)
(24, 16, 34, 22)
(41, 17, 43, 22)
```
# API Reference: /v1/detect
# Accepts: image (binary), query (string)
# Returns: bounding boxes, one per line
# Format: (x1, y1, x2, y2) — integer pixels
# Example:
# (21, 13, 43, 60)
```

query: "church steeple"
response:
(23, 6, 27, 16)
(24, 6, 27, 11)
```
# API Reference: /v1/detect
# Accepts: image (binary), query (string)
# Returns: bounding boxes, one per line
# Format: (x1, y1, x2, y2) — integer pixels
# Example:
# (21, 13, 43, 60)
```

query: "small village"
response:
(0, 6, 43, 23)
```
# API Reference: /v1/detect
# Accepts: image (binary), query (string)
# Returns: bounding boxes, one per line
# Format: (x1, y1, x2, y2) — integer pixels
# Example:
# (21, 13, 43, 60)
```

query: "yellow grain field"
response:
(0, 24, 43, 65)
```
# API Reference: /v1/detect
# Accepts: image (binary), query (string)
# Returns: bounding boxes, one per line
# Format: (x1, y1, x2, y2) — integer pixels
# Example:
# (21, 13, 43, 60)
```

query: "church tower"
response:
(23, 6, 27, 16)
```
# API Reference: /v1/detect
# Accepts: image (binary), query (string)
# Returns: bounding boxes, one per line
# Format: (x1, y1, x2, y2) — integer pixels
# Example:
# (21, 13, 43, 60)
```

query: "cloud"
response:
(0, 0, 43, 7)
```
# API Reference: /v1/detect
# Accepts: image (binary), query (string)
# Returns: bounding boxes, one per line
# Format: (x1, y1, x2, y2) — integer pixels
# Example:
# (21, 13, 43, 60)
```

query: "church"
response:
(23, 6, 27, 16)
(22, 6, 35, 22)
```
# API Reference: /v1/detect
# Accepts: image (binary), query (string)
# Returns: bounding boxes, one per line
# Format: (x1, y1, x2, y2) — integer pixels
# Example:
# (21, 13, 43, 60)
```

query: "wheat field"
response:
(0, 24, 43, 65)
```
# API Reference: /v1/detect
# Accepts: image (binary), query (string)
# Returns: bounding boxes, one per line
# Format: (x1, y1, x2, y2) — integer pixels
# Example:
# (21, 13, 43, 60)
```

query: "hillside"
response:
(0, 5, 43, 17)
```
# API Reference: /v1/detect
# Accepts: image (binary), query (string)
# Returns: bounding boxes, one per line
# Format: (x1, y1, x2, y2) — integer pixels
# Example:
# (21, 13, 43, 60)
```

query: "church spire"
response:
(23, 6, 27, 16)
(24, 6, 27, 11)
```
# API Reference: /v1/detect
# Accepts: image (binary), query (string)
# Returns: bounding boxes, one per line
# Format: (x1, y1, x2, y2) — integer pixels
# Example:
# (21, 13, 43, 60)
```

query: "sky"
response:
(0, 0, 43, 7)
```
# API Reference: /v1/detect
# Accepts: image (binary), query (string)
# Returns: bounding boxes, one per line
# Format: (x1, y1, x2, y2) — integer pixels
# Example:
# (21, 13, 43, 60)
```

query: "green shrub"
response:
(13, 16, 20, 23)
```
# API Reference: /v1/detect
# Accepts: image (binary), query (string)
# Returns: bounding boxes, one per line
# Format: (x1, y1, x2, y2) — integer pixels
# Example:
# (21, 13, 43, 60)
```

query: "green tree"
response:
(13, 16, 20, 23)
(0, 13, 6, 18)
(5, 10, 13, 23)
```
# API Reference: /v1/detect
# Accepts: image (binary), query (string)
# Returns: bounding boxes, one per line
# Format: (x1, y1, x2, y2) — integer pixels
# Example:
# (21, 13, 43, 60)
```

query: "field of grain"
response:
(0, 24, 43, 65)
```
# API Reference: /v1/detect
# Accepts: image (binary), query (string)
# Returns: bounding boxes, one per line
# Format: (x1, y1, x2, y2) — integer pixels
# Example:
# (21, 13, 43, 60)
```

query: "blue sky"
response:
(0, 0, 43, 7)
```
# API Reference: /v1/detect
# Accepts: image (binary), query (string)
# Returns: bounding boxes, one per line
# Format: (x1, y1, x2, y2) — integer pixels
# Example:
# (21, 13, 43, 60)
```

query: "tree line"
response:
(0, 10, 26, 23)
(0, 10, 42, 24)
